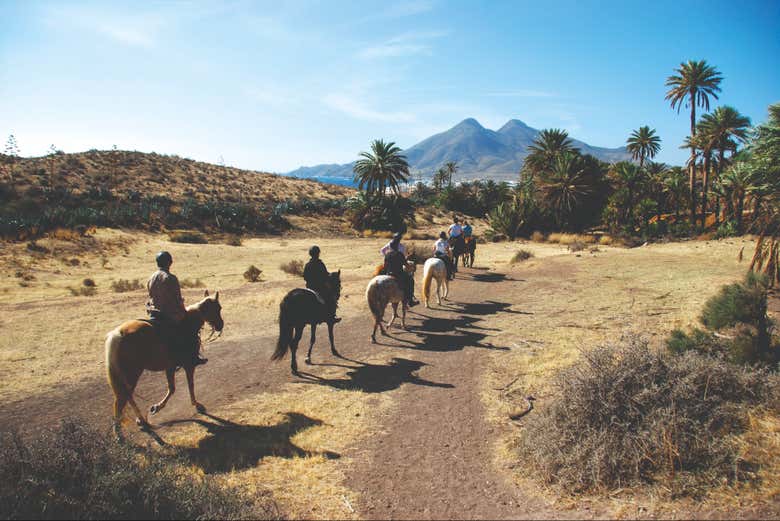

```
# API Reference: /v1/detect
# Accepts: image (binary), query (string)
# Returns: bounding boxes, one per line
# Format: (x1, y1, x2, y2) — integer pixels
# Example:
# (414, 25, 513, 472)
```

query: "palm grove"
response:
(349, 59, 779, 244)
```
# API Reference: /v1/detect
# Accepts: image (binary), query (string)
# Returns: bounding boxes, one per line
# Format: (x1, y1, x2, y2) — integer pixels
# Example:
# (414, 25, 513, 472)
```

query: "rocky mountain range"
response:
(286, 118, 631, 183)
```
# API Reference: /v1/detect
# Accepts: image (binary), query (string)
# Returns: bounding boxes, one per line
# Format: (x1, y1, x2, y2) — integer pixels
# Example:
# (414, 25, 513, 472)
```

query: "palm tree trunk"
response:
(701, 151, 711, 229)
(689, 97, 697, 229)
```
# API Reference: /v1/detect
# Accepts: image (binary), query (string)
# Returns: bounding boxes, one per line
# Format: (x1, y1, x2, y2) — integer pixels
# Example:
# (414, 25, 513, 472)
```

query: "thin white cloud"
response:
(358, 30, 448, 60)
(245, 86, 301, 107)
(323, 94, 416, 123)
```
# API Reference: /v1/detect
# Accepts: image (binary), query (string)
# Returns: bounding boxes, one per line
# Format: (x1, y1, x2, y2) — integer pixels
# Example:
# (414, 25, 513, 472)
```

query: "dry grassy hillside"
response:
(1, 150, 354, 206)
(0, 150, 356, 239)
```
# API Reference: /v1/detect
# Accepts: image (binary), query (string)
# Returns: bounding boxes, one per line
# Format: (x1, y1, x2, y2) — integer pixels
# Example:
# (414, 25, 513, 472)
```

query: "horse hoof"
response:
(136, 419, 151, 431)
(305, 357, 312, 365)
(371, 336, 377, 344)
(150, 405, 160, 415)
(194, 403, 206, 413)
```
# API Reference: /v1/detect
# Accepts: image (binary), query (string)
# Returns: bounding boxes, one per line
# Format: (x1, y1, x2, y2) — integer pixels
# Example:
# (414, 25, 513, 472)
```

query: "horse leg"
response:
(184, 365, 205, 413)
(401, 301, 407, 329)
(306, 323, 316, 365)
(290, 326, 304, 375)
(150, 368, 176, 415)
(327, 321, 339, 356)
(388, 303, 398, 328)
(444, 276, 450, 299)
(436, 278, 442, 305)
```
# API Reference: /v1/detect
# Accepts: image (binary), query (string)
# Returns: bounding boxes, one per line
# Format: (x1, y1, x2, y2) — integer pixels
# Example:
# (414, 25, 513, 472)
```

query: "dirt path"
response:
(3, 266, 581, 519)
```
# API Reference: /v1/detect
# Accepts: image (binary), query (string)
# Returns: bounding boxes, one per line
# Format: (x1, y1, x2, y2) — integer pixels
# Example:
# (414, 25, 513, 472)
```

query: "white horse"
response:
(422, 257, 449, 307)
(366, 262, 416, 343)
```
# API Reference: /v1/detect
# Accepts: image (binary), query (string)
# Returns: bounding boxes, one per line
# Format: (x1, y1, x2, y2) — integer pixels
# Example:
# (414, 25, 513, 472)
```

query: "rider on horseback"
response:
(384, 238, 417, 307)
(146, 251, 207, 367)
(380, 232, 419, 306)
(463, 219, 473, 239)
(303, 245, 341, 323)
(448, 217, 465, 273)
(433, 232, 455, 280)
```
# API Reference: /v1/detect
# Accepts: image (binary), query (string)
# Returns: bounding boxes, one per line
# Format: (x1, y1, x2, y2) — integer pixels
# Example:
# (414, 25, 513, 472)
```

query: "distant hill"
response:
(286, 118, 631, 183)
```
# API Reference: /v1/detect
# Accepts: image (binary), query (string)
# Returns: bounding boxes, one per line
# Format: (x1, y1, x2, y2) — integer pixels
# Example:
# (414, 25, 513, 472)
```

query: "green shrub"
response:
(517, 337, 780, 495)
(169, 231, 208, 244)
(714, 220, 738, 239)
(700, 272, 768, 331)
(0, 420, 278, 520)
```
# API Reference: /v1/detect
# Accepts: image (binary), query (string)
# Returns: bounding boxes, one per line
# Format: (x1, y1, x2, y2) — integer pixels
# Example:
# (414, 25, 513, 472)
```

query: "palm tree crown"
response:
(698, 106, 751, 154)
(626, 126, 661, 168)
(665, 60, 723, 120)
(353, 139, 410, 199)
(524, 129, 579, 175)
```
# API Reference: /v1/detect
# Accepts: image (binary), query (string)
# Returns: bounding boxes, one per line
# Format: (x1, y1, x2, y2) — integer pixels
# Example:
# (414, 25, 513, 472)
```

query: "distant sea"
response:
(282, 174, 358, 188)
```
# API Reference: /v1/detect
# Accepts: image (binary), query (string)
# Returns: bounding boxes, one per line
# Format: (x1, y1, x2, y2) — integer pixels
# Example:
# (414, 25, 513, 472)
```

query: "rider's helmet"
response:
(453, 217, 459, 223)
(309, 245, 320, 258)
(156, 251, 173, 269)
(439, 232, 447, 240)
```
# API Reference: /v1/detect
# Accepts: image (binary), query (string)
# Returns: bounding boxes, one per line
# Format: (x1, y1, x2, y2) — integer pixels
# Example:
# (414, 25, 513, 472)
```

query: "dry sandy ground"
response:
(0, 230, 777, 519)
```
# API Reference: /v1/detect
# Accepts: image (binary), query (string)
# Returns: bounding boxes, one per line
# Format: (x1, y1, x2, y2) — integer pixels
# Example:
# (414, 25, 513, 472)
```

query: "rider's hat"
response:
(156, 251, 173, 268)
(309, 245, 321, 257)
(439, 231, 447, 239)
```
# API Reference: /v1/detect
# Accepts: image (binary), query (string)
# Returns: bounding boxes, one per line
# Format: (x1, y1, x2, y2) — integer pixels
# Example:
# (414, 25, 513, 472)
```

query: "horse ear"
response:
(337, 269, 341, 277)
(215, 291, 219, 301)
(204, 289, 209, 297)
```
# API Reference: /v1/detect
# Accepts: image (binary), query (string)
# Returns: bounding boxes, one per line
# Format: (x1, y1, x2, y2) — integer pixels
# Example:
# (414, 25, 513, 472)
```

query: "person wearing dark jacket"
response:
(303, 245, 341, 322)
(384, 241, 417, 307)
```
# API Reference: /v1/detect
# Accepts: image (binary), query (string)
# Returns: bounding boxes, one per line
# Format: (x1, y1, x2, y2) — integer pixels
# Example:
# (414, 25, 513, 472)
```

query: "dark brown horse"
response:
(105, 291, 223, 440)
(272, 271, 341, 375)
(463, 236, 477, 267)
(449, 235, 466, 271)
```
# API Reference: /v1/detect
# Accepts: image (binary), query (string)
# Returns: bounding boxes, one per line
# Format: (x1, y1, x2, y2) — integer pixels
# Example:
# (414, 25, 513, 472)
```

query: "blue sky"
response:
(1, 0, 778, 174)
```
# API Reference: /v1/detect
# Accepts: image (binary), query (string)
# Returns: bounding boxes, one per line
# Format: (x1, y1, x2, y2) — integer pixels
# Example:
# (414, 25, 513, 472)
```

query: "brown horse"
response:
(105, 290, 224, 440)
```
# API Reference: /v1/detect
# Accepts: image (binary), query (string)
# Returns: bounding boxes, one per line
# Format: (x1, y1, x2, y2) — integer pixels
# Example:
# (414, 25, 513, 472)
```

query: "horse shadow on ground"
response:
(445, 300, 532, 316)
(159, 412, 339, 474)
(297, 357, 454, 393)
(467, 272, 526, 283)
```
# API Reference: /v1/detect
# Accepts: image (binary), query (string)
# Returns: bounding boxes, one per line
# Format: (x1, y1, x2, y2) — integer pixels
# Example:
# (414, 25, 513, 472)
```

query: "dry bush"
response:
(405, 242, 430, 264)
(517, 336, 780, 495)
(408, 230, 436, 240)
(599, 235, 614, 245)
(169, 231, 208, 244)
(0, 420, 278, 520)
(26, 241, 49, 254)
(511, 249, 534, 263)
(243, 265, 262, 283)
(180, 278, 204, 289)
(280, 259, 304, 276)
(110, 279, 143, 293)
(225, 234, 243, 247)
(68, 278, 97, 296)
(531, 231, 546, 243)
(568, 241, 587, 252)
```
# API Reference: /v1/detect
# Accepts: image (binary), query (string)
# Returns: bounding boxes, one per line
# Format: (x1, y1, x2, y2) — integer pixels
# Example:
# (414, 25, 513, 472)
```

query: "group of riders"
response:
(144, 217, 473, 365)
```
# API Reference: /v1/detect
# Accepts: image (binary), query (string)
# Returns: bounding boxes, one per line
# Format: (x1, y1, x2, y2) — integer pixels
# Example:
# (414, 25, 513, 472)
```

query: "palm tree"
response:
(609, 161, 645, 227)
(719, 162, 762, 234)
(444, 161, 458, 187)
(353, 139, 409, 201)
(663, 166, 688, 223)
(537, 151, 592, 229)
(626, 126, 661, 169)
(645, 161, 669, 221)
(523, 129, 579, 175)
(697, 106, 751, 226)
(665, 60, 723, 226)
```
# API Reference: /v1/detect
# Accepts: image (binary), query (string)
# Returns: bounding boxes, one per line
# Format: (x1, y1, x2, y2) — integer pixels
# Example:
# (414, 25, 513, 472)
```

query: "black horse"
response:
(449, 235, 466, 272)
(272, 271, 341, 375)
(463, 236, 477, 268)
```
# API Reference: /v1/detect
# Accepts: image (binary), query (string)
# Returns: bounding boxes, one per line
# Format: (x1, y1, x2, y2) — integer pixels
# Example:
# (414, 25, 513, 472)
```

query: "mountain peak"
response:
(455, 117, 484, 129)
(498, 119, 531, 132)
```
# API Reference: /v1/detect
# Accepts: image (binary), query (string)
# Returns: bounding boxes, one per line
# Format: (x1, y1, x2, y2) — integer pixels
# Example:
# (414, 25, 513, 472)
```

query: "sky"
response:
(1, 0, 778, 174)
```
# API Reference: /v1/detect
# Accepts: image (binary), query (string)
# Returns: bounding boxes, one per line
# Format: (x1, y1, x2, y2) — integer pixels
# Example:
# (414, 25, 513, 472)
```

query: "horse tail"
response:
(272, 298, 292, 361)
(105, 329, 131, 415)
(422, 262, 434, 303)
(366, 280, 383, 321)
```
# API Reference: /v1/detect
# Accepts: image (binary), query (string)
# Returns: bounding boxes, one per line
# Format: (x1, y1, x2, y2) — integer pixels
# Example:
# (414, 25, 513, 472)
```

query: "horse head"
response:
(327, 270, 342, 302)
(404, 260, 417, 275)
(198, 289, 224, 332)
